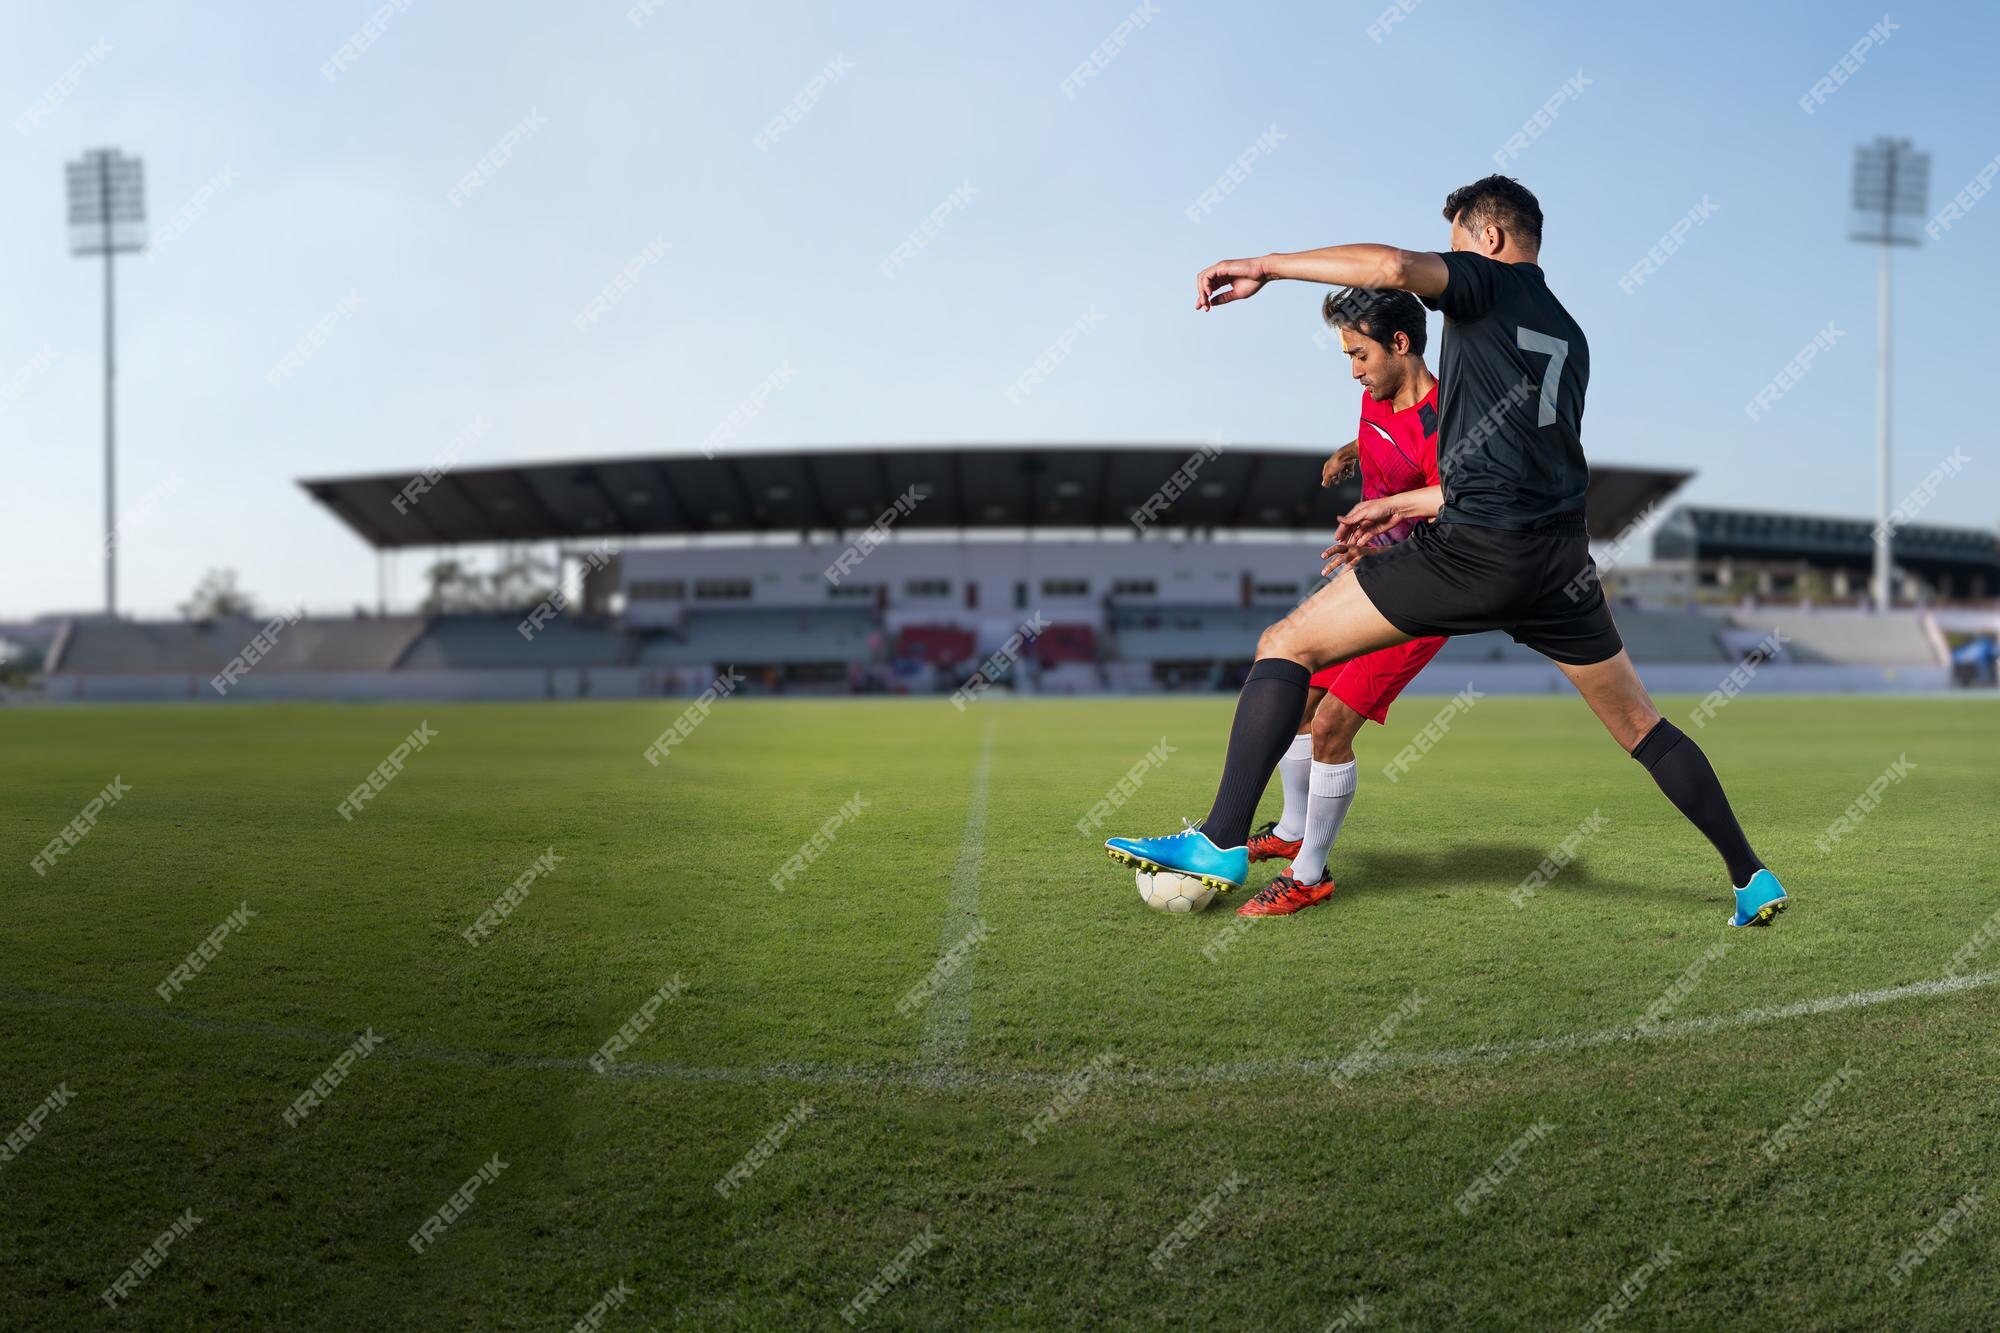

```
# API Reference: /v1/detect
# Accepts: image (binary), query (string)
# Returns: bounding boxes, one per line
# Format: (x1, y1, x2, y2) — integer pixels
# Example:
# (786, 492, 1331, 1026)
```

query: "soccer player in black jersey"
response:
(1105, 176, 1788, 928)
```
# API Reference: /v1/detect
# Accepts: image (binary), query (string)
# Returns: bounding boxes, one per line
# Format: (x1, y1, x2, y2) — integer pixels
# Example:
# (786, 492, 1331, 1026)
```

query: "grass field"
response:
(4, 694, 1999, 1329)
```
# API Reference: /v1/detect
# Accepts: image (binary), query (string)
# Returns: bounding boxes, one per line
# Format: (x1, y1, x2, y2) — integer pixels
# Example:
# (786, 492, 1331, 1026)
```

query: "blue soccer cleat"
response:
(1728, 868, 1790, 928)
(1105, 824, 1248, 892)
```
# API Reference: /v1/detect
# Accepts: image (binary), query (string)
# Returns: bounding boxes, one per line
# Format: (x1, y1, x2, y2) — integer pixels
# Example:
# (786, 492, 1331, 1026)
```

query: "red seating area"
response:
(1034, 622, 1098, 665)
(895, 624, 974, 666)
(897, 622, 1098, 666)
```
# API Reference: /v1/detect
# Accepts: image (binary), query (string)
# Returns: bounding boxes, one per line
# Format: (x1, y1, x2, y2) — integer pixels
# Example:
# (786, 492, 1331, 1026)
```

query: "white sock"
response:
(1292, 759, 1357, 882)
(1271, 734, 1313, 839)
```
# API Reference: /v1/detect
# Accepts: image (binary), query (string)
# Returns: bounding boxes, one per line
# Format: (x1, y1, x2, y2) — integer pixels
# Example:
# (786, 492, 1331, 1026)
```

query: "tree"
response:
(419, 549, 558, 613)
(180, 568, 257, 621)
(487, 548, 559, 609)
(419, 558, 484, 614)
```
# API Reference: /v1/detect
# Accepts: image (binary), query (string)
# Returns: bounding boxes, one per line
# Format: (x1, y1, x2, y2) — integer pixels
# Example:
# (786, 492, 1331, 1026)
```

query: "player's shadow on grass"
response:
(1336, 841, 1668, 904)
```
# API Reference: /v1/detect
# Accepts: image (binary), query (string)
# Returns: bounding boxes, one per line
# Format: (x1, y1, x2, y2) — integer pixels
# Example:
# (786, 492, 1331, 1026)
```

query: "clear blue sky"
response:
(1, 0, 1991, 618)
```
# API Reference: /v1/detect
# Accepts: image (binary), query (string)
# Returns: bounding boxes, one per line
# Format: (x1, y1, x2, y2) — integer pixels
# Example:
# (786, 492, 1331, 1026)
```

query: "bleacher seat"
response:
(640, 608, 878, 666)
(1107, 605, 1272, 661)
(1034, 623, 1098, 665)
(1726, 609, 1941, 666)
(398, 616, 633, 668)
(1609, 607, 1730, 663)
(52, 616, 427, 674)
(895, 624, 974, 666)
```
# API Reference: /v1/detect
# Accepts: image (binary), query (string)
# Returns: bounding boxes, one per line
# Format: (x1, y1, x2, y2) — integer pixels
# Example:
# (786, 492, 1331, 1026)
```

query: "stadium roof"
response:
(1657, 505, 2000, 571)
(300, 445, 1692, 550)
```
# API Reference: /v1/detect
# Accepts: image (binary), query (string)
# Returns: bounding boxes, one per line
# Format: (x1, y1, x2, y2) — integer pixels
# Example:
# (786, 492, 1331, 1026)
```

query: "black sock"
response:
(1631, 719, 1764, 887)
(1201, 659, 1311, 849)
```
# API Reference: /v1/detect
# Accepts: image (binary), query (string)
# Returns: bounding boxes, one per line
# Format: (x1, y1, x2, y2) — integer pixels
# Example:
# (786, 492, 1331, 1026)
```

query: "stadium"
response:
(6, 6, 2000, 1331)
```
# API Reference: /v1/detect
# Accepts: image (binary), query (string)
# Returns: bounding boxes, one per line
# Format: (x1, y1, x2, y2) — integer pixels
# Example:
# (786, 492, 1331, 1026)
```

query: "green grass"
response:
(3, 695, 1998, 1329)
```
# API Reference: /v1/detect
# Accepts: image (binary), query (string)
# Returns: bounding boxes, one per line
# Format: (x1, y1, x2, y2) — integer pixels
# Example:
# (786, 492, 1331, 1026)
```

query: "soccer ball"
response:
(1136, 868, 1217, 914)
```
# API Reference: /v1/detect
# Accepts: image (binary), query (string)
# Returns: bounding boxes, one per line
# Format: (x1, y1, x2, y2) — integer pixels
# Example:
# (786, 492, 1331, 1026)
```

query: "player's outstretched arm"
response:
(1320, 486, 1444, 573)
(1339, 485, 1442, 538)
(1197, 246, 1448, 310)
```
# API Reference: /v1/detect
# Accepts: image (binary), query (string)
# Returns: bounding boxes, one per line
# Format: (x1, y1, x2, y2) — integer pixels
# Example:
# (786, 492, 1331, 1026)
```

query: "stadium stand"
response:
(1725, 607, 1942, 667)
(30, 448, 1989, 701)
(51, 619, 245, 676)
(50, 615, 427, 675)
(39, 603, 1964, 700)
(1033, 623, 1099, 665)
(894, 624, 974, 666)
(272, 617, 431, 671)
(398, 616, 634, 669)
(1609, 607, 1732, 663)
(638, 608, 878, 667)
(1107, 606, 1272, 663)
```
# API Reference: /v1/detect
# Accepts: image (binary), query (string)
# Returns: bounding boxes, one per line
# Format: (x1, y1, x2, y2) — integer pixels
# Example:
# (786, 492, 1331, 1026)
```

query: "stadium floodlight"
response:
(1848, 136, 1928, 612)
(67, 147, 147, 619)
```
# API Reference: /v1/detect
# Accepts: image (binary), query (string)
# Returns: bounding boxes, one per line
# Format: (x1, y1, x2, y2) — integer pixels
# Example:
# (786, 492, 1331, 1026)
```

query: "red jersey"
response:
(1354, 378, 1441, 548)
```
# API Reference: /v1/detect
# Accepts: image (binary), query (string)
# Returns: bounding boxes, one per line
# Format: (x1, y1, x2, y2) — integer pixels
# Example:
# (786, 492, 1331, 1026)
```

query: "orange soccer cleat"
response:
(1235, 869, 1337, 917)
(1246, 821, 1304, 864)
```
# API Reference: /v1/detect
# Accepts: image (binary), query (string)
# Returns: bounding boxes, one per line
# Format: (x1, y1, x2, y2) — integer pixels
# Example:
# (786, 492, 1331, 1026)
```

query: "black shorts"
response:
(1352, 519, 1624, 666)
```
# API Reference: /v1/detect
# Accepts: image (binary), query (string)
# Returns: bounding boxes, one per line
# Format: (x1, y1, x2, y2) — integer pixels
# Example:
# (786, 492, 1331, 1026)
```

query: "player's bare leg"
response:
(1300, 686, 1327, 733)
(1309, 692, 1367, 764)
(1251, 685, 1326, 862)
(1555, 650, 1789, 926)
(1551, 649, 1661, 752)
(1259, 572, 1412, 673)
(1106, 574, 1409, 889)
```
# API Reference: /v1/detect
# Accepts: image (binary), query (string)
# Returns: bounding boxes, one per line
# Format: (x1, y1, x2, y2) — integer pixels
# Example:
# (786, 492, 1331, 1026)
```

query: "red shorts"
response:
(1308, 636, 1448, 725)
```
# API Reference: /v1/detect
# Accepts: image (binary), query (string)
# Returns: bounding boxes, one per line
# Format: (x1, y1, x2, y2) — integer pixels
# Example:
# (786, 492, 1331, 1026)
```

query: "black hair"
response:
(1321, 287, 1428, 357)
(1441, 174, 1543, 249)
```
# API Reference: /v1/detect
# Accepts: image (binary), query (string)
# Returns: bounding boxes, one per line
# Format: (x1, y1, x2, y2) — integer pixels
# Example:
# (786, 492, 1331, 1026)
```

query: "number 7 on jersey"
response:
(1516, 326, 1568, 427)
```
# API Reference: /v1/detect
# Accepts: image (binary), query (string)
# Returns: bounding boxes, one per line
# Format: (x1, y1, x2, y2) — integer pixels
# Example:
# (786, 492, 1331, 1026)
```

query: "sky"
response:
(1, 0, 1992, 619)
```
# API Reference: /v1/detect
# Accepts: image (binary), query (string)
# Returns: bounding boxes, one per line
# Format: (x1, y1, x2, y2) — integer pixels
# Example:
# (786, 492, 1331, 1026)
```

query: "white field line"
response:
(917, 722, 996, 1068)
(7, 967, 1996, 1092)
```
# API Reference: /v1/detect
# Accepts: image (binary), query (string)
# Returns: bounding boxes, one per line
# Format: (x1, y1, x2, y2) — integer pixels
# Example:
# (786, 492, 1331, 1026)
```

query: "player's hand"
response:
(1196, 257, 1268, 310)
(1333, 496, 1402, 550)
(1319, 542, 1368, 576)
(1322, 441, 1359, 487)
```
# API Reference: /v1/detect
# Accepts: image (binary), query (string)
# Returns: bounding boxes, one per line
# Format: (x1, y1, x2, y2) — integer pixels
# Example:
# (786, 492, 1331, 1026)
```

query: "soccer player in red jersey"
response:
(1240, 288, 1448, 916)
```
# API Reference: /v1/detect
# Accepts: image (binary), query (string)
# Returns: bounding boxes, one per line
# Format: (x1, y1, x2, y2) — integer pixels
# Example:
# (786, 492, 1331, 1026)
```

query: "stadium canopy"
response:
(300, 444, 1691, 549)
(1656, 505, 2000, 589)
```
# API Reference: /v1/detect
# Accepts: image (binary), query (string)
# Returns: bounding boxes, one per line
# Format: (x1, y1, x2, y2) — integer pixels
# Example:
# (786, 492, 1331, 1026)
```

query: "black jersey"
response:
(1421, 250, 1591, 530)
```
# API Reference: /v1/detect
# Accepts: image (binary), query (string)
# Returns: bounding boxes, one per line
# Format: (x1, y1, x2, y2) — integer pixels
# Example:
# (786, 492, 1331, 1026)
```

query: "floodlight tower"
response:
(67, 148, 147, 618)
(1848, 137, 1928, 612)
